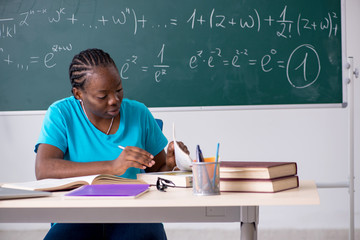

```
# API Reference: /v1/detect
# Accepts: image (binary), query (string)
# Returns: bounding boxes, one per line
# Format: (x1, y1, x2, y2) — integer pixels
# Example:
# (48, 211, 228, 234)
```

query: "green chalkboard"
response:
(0, 0, 345, 111)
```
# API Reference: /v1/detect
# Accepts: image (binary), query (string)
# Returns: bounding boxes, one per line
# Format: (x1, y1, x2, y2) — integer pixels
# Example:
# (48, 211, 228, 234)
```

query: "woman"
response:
(35, 48, 188, 240)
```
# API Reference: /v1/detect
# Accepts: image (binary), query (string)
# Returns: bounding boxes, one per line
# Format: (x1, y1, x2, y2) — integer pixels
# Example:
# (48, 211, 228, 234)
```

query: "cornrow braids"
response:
(69, 48, 117, 94)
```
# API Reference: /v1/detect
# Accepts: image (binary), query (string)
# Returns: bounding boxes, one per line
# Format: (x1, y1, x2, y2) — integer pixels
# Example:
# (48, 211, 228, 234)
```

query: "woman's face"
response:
(77, 65, 123, 120)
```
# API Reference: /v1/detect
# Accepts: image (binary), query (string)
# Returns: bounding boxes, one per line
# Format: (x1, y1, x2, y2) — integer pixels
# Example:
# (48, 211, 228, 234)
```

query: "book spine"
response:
(220, 175, 298, 181)
(219, 185, 299, 193)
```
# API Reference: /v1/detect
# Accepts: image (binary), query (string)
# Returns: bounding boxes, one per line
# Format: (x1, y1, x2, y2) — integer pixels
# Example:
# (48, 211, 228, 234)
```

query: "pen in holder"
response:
(192, 162, 220, 196)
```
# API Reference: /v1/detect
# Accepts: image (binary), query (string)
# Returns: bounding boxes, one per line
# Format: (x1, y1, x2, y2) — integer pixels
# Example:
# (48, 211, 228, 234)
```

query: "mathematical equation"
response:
(0, 5, 339, 38)
(0, 3, 339, 88)
(0, 43, 72, 71)
(119, 43, 321, 88)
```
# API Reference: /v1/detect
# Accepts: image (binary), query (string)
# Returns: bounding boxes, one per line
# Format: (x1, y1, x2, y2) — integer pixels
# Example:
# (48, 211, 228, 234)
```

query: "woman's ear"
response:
(72, 87, 82, 101)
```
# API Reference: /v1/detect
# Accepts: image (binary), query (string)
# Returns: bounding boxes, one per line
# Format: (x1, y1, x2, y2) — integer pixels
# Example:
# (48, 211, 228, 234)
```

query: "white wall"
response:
(1, 0, 359, 233)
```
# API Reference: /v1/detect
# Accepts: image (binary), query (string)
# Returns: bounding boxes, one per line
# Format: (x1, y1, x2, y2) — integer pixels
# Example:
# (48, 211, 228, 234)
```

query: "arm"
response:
(35, 144, 112, 180)
(35, 143, 155, 180)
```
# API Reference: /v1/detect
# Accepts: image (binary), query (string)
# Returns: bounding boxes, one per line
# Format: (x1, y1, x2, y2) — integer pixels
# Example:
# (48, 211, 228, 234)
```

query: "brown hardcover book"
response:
(1, 174, 147, 192)
(220, 175, 299, 193)
(220, 161, 297, 179)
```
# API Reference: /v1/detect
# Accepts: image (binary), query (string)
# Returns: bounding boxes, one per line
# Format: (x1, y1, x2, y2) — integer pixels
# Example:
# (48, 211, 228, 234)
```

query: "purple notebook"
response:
(65, 184, 150, 198)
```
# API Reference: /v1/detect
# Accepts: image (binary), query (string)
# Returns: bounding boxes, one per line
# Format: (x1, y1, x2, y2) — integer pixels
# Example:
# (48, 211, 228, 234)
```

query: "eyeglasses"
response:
(156, 177, 175, 192)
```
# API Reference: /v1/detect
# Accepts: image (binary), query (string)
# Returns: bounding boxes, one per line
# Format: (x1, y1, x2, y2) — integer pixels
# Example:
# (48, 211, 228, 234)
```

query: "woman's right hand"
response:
(111, 146, 155, 175)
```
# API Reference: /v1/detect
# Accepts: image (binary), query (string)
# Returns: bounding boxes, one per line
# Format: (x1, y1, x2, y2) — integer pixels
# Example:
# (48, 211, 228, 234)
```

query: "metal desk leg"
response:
(240, 206, 259, 240)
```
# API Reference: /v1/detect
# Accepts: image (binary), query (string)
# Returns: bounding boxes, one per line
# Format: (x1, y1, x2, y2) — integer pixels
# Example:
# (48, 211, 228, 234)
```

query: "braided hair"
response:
(69, 48, 117, 94)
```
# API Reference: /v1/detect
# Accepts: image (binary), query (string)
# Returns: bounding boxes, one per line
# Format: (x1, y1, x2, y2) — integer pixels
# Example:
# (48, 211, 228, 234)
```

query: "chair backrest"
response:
(155, 119, 163, 131)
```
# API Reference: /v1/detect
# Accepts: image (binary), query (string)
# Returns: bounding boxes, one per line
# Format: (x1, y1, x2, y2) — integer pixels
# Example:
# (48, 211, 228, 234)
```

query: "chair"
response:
(155, 119, 163, 131)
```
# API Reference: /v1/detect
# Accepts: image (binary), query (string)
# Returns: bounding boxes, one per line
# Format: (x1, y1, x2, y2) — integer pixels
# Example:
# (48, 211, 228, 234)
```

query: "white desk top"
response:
(0, 180, 319, 208)
(0, 180, 319, 223)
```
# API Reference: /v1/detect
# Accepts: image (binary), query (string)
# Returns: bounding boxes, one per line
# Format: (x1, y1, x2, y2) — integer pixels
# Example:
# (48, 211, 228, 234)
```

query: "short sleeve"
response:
(34, 104, 68, 154)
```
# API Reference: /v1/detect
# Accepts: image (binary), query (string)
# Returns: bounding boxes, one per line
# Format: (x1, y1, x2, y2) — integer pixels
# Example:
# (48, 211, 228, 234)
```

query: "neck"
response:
(81, 101, 116, 135)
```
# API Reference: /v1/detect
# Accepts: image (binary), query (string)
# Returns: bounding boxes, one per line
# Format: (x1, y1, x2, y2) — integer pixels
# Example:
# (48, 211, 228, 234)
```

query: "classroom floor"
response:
(0, 228, 357, 240)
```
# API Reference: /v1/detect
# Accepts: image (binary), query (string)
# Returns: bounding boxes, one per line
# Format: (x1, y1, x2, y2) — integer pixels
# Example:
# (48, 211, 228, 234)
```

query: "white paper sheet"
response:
(173, 123, 193, 171)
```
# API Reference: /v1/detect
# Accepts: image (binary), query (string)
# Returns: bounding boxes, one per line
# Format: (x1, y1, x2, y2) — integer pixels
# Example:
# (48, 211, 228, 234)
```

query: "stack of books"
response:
(219, 161, 299, 193)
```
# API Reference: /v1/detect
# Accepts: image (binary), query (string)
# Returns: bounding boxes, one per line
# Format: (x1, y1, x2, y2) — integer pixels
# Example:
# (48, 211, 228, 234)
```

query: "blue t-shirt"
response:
(35, 96, 168, 179)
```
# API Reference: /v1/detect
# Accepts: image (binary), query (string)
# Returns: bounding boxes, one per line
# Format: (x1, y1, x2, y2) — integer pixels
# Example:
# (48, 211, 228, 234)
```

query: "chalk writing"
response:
(0, 18, 16, 39)
(0, 4, 340, 85)
(188, 44, 321, 88)
(286, 44, 321, 88)
(1, 6, 339, 35)
(0, 44, 71, 71)
(120, 44, 169, 82)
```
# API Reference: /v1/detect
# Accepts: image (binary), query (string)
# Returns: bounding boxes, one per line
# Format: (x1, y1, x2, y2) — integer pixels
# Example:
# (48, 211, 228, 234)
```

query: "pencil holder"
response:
(192, 162, 220, 196)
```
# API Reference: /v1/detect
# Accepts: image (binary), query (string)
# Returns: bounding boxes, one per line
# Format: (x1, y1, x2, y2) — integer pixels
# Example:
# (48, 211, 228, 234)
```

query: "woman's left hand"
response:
(165, 141, 190, 170)
(147, 141, 190, 172)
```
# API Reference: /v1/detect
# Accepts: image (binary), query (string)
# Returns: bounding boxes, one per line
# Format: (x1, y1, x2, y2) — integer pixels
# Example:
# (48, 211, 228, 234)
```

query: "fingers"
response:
(167, 142, 174, 155)
(168, 141, 190, 155)
(120, 146, 155, 169)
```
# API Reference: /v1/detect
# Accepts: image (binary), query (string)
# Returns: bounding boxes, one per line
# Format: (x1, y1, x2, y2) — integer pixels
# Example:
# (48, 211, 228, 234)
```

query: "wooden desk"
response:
(0, 180, 319, 240)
